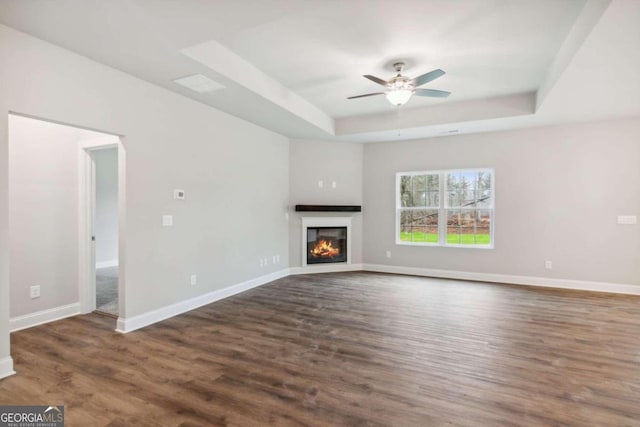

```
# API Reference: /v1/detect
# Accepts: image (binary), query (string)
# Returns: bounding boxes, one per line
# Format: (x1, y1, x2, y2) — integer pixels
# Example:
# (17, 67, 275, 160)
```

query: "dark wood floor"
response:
(1, 272, 640, 426)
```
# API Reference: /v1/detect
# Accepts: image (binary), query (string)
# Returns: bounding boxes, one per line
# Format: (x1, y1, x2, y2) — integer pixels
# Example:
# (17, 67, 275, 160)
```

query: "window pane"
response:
(477, 210, 492, 245)
(401, 191, 418, 207)
(447, 171, 493, 208)
(426, 191, 440, 208)
(412, 175, 426, 191)
(460, 210, 476, 245)
(400, 175, 411, 193)
(399, 209, 438, 242)
(400, 191, 411, 207)
(425, 174, 439, 193)
(399, 210, 411, 241)
(426, 226, 439, 243)
(446, 210, 461, 243)
(447, 231, 461, 244)
(406, 190, 439, 208)
(476, 189, 492, 207)
(412, 226, 428, 242)
(447, 173, 460, 189)
(400, 174, 440, 207)
(425, 211, 439, 243)
(446, 209, 492, 245)
(447, 191, 459, 207)
(476, 227, 491, 245)
(412, 191, 426, 207)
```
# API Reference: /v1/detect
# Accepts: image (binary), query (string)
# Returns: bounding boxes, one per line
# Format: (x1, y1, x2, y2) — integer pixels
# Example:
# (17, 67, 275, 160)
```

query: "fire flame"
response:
(310, 239, 340, 258)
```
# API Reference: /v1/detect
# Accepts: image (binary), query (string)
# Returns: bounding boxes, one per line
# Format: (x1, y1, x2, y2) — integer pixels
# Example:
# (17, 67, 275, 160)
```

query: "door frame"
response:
(78, 138, 125, 321)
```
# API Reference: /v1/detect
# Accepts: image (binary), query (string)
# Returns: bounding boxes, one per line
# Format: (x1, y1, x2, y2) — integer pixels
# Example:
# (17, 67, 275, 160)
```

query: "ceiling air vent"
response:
(173, 74, 225, 94)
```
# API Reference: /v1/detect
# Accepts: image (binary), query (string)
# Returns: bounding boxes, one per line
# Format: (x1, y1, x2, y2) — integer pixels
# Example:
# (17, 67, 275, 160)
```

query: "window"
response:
(397, 169, 494, 248)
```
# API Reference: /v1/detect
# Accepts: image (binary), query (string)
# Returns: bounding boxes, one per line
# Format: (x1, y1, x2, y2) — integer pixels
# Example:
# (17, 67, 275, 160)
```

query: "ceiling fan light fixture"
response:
(385, 89, 413, 106)
(348, 62, 448, 106)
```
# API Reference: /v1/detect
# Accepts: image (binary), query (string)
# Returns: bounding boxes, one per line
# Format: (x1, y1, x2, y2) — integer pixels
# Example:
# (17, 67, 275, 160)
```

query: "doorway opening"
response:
(8, 113, 124, 331)
(93, 148, 119, 316)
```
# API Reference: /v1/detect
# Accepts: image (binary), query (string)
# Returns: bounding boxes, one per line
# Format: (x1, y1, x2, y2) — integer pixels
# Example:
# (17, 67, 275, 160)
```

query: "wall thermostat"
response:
(174, 189, 185, 200)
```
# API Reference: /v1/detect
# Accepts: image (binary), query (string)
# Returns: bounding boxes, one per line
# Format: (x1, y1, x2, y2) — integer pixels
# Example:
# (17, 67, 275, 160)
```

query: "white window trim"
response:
(395, 168, 495, 249)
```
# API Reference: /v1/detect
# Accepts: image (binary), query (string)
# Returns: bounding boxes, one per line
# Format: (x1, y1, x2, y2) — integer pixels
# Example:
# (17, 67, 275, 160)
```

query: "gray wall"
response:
(94, 148, 118, 265)
(289, 139, 363, 267)
(0, 23, 290, 366)
(8, 115, 90, 318)
(363, 118, 640, 285)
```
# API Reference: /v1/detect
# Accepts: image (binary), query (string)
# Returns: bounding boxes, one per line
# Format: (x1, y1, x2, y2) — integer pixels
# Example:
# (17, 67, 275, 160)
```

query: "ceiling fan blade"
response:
(412, 69, 445, 87)
(347, 92, 385, 99)
(414, 88, 451, 98)
(363, 75, 389, 87)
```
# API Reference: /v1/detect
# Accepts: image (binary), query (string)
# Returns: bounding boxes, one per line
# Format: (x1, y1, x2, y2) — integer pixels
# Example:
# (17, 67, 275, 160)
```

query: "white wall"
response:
(94, 148, 118, 266)
(8, 115, 108, 319)
(0, 24, 290, 371)
(363, 118, 640, 287)
(289, 140, 363, 267)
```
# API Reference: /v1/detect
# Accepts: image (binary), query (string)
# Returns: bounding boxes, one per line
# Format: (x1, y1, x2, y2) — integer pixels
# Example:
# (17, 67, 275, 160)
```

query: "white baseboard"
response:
(0, 356, 15, 380)
(96, 259, 118, 269)
(10, 303, 82, 332)
(116, 268, 290, 333)
(289, 263, 364, 275)
(363, 264, 640, 295)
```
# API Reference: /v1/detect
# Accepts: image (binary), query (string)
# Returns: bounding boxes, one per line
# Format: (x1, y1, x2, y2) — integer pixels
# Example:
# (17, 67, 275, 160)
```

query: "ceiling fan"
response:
(348, 62, 450, 106)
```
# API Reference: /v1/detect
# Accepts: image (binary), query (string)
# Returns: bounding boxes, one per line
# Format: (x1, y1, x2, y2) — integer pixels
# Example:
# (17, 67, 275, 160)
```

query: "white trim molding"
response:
(363, 264, 640, 295)
(10, 303, 82, 332)
(96, 259, 119, 269)
(116, 268, 289, 334)
(289, 263, 364, 275)
(0, 356, 16, 380)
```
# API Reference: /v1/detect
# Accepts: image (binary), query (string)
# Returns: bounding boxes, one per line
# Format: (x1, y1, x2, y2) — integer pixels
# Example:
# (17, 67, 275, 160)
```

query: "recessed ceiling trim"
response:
(536, 0, 611, 110)
(336, 93, 536, 136)
(181, 40, 334, 136)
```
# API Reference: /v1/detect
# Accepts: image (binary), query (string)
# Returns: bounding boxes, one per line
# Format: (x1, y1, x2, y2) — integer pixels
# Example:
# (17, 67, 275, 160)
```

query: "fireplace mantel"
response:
(295, 205, 361, 212)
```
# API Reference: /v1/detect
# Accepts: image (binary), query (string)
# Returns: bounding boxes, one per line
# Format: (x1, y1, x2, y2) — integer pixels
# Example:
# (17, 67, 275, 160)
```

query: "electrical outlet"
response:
(332, 181, 337, 189)
(386, 251, 391, 258)
(273, 255, 277, 264)
(318, 180, 324, 188)
(259, 259, 264, 267)
(545, 260, 552, 269)
(190, 274, 197, 285)
(276, 254, 280, 263)
(30, 285, 40, 299)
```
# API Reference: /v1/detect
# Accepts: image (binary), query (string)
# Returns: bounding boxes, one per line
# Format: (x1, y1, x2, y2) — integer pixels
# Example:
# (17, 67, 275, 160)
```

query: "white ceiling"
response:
(0, 0, 638, 142)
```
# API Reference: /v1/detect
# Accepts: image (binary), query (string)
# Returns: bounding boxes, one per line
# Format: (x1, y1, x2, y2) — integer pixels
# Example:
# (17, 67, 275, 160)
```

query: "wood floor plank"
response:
(1, 272, 640, 426)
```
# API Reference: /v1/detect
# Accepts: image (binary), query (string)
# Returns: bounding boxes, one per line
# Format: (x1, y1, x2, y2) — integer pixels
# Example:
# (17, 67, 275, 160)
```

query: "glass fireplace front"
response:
(306, 226, 347, 264)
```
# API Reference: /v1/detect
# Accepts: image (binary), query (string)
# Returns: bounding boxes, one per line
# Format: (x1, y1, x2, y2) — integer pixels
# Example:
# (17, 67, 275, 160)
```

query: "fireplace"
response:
(301, 216, 352, 267)
(307, 227, 347, 264)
